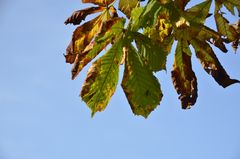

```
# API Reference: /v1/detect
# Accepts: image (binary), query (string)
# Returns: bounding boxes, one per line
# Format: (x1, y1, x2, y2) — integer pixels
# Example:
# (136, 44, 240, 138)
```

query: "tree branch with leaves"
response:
(64, 0, 240, 117)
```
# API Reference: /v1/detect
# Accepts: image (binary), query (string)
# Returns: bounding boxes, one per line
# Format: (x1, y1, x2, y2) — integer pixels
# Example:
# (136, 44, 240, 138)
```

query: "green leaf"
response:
(191, 39, 240, 88)
(80, 38, 124, 116)
(185, 0, 212, 24)
(130, 31, 168, 71)
(130, 0, 162, 31)
(119, 0, 139, 18)
(215, 13, 239, 41)
(224, 0, 240, 7)
(121, 45, 163, 118)
(223, 2, 235, 15)
(171, 40, 198, 109)
(197, 25, 227, 52)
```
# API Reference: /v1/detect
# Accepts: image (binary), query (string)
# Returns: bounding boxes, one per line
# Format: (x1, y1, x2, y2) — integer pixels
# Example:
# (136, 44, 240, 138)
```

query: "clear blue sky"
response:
(0, 1, 240, 159)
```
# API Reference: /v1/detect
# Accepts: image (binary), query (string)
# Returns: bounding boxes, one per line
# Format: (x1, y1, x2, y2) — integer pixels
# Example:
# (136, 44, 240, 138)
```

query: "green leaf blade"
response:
(80, 39, 124, 116)
(131, 32, 168, 71)
(121, 45, 163, 118)
(215, 13, 238, 41)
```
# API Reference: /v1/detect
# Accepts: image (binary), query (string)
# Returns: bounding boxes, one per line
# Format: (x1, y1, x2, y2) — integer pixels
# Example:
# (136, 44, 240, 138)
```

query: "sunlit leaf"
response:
(65, 0, 240, 117)
(121, 45, 162, 118)
(81, 38, 124, 116)
(71, 15, 102, 55)
(191, 39, 240, 88)
(171, 40, 198, 109)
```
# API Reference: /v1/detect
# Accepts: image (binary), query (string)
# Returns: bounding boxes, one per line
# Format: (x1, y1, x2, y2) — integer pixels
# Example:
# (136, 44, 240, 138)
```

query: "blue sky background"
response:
(0, 0, 240, 159)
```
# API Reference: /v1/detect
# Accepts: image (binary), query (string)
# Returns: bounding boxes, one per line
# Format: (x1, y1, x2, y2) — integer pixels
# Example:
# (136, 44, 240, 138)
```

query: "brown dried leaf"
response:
(64, 41, 76, 64)
(64, 7, 105, 25)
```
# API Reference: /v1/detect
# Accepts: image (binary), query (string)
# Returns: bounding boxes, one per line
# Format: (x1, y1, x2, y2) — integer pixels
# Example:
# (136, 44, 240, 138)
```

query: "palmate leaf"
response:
(82, 0, 114, 6)
(81, 38, 124, 116)
(191, 39, 240, 88)
(121, 45, 163, 118)
(65, 0, 240, 117)
(119, 0, 139, 18)
(71, 18, 125, 79)
(171, 40, 198, 109)
(130, 31, 168, 71)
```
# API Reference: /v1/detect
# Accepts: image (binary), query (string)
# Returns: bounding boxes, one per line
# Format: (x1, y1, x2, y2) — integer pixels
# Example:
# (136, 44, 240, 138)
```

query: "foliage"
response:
(65, 0, 240, 117)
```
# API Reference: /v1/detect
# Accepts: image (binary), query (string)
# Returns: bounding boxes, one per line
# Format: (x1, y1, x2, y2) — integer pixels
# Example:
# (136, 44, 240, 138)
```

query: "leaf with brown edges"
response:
(64, 7, 105, 25)
(80, 39, 123, 116)
(171, 40, 198, 109)
(71, 18, 125, 80)
(191, 39, 240, 88)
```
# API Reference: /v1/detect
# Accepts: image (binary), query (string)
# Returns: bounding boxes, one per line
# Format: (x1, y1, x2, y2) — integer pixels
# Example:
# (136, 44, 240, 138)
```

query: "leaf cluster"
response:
(65, 0, 240, 117)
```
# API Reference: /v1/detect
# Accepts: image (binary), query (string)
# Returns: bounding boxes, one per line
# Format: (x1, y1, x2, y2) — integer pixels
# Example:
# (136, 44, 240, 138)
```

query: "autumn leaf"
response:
(191, 39, 240, 88)
(71, 18, 125, 79)
(64, 7, 105, 25)
(171, 40, 198, 109)
(65, 0, 240, 117)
